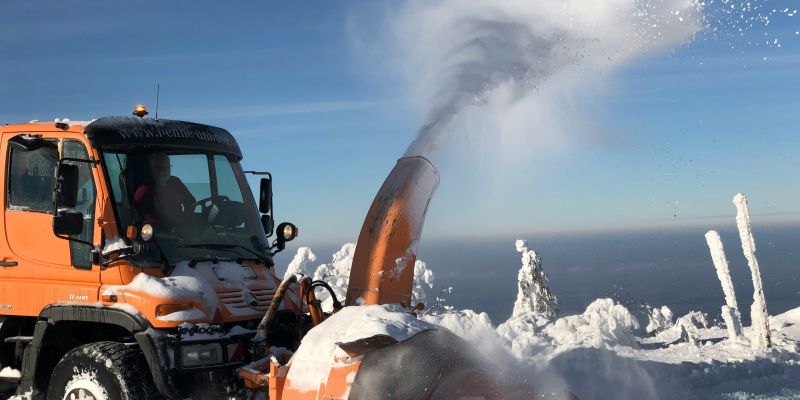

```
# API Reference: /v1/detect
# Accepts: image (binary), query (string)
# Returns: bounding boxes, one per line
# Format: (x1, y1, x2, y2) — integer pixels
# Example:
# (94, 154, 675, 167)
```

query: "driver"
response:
(133, 152, 196, 225)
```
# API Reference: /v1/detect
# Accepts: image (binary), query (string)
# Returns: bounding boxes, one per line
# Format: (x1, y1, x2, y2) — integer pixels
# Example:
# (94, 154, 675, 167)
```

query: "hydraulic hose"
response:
(256, 274, 297, 338)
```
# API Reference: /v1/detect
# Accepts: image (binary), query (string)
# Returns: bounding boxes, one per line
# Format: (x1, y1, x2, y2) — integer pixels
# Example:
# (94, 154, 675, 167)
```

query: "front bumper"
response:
(136, 324, 257, 399)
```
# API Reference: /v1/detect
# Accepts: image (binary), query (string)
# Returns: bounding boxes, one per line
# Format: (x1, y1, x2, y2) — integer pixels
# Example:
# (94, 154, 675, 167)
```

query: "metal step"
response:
(3, 336, 33, 343)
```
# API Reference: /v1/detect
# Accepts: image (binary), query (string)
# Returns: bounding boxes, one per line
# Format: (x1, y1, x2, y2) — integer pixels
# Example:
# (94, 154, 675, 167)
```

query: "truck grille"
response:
(218, 288, 274, 312)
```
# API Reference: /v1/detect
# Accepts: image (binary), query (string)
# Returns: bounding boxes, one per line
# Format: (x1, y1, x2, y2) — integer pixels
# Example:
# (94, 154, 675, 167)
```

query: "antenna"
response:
(155, 84, 160, 119)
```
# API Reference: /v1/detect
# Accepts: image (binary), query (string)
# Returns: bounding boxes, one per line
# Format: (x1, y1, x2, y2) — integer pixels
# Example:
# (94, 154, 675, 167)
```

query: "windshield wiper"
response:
(187, 255, 236, 267)
(180, 243, 271, 264)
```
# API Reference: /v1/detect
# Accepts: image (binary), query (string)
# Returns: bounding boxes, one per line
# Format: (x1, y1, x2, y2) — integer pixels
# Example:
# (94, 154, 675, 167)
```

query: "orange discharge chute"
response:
(345, 156, 439, 307)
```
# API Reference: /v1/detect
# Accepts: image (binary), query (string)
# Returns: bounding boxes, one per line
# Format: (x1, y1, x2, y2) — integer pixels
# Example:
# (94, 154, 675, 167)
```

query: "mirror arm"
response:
(54, 232, 94, 248)
(269, 238, 286, 255)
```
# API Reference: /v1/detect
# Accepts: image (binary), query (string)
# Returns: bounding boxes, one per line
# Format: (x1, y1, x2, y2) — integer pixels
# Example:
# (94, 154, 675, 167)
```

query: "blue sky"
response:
(2, 1, 799, 247)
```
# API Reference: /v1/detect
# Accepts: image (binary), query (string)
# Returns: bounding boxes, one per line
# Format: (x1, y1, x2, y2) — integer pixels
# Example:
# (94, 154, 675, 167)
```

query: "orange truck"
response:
(0, 107, 536, 400)
(0, 108, 308, 399)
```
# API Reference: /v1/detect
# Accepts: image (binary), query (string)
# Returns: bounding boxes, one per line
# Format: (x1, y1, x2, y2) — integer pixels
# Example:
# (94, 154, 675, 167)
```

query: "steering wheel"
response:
(191, 195, 229, 211)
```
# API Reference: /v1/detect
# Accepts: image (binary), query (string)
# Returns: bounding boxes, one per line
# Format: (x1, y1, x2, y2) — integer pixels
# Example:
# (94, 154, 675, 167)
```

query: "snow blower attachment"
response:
(345, 156, 440, 307)
(239, 156, 440, 396)
(238, 155, 575, 399)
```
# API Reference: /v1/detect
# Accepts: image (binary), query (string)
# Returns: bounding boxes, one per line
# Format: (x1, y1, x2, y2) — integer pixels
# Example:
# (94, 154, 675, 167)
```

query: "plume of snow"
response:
(388, 0, 702, 157)
(421, 309, 503, 351)
(497, 312, 556, 359)
(733, 193, 771, 349)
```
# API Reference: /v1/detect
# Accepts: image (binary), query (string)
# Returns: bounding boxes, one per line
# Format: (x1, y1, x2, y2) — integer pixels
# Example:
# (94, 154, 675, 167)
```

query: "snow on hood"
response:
(114, 260, 273, 321)
(125, 261, 219, 316)
(285, 304, 438, 392)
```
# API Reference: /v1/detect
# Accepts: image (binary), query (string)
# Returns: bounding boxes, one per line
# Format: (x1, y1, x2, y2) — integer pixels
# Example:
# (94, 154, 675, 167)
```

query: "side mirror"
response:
(261, 214, 274, 237)
(54, 164, 80, 209)
(259, 177, 272, 214)
(53, 210, 84, 236)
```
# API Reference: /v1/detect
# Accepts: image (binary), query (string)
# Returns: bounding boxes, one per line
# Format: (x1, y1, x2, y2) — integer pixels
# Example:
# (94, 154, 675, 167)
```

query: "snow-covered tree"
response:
(284, 247, 317, 281)
(674, 311, 708, 346)
(733, 193, 771, 349)
(512, 239, 558, 318)
(411, 260, 435, 306)
(704, 230, 743, 339)
(312, 243, 355, 311)
(646, 305, 674, 335)
(297, 243, 437, 312)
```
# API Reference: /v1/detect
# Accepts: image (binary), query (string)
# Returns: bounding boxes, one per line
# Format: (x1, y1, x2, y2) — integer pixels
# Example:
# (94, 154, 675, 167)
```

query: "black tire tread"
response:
(48, 341, 162, 400)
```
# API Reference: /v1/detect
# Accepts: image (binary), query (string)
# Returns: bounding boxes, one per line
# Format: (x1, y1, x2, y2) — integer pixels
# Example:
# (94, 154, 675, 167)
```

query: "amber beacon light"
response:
(133, 104, 149, 117)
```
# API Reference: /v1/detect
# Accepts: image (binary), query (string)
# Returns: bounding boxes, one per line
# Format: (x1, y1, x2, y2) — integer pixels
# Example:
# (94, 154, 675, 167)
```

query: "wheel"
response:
(47, 341, 161, 400)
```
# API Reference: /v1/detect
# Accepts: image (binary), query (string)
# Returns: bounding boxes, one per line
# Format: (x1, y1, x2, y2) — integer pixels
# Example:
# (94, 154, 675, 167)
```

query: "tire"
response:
(46, 341, 161, 400)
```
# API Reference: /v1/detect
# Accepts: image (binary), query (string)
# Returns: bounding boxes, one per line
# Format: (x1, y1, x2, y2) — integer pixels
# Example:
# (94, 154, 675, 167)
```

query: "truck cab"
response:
(0, 114, 300, 399)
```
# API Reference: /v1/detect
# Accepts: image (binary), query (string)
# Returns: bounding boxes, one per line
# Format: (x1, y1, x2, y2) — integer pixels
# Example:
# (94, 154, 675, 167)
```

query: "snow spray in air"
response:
(394, 0, 702, 158)
(356, 1, 706, 398)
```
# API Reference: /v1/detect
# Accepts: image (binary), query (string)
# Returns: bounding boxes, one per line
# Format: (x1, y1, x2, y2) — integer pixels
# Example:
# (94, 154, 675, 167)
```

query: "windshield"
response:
(101, 150, 269, 266)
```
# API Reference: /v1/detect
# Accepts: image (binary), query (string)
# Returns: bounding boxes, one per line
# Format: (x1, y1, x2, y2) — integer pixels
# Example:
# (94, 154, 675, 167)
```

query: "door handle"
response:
(0, 260, 18, 267)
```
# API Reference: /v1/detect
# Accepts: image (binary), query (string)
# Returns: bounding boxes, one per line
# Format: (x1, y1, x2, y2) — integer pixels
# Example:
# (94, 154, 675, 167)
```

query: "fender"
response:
(16, 305, 177, 399)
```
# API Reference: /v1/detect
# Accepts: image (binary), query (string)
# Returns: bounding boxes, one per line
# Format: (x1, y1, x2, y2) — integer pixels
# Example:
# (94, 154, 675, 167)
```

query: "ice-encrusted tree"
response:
(512, 239, 559, 318)
(411, 260, 435, 306)
(283, 247, 317, 281)
(646, 305, 674, 335)
(733, 193, 771, 349)
(312, 243, 355, 311)
(704, 230, 743, 339)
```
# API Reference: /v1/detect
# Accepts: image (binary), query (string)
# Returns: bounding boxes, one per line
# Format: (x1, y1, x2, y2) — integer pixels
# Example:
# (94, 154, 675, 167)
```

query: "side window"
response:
(214, 155, 243, 203)
(105, 152, 126, 206)
(63, 140, 96, 269)
(7, 137, 58, 212)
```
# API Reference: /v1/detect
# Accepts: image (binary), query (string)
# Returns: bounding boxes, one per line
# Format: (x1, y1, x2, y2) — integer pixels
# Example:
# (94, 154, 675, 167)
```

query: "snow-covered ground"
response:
(289, 235, 800, 400)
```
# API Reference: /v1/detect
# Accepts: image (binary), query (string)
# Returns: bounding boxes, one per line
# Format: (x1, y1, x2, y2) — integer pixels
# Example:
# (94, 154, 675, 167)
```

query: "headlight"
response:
(276, 222, 298, 242)
(141, 224, 154, 241)
(181, 343, 223, 367)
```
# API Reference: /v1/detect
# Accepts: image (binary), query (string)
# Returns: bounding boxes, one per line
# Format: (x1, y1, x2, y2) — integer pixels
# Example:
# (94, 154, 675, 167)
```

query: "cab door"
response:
(0, 133, 101, 316)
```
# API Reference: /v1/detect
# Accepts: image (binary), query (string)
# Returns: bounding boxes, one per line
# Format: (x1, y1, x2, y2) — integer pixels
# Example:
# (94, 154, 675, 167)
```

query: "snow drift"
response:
(284, 235, 800, 399)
